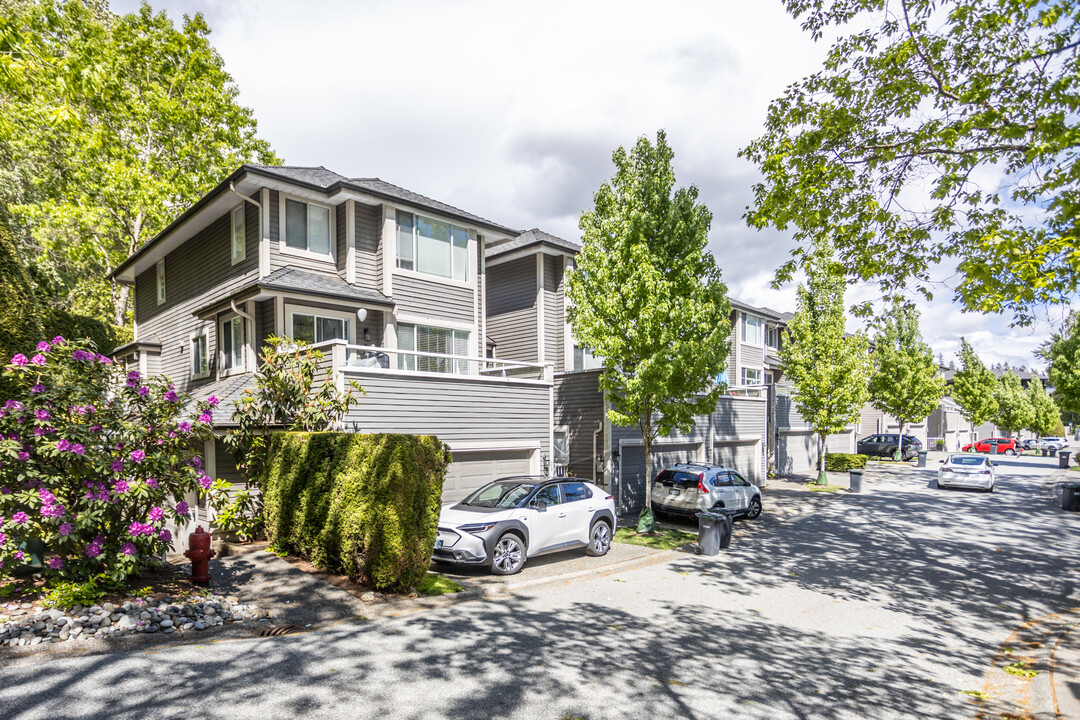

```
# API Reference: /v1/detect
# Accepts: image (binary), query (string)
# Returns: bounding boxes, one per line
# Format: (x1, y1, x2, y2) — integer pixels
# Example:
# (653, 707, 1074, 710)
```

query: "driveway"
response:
(0, 455, 1076, 719)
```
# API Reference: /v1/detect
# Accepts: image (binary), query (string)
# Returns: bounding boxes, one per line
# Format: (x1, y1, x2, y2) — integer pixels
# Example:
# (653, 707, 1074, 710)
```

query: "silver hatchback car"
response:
(650, 462, 762, 519)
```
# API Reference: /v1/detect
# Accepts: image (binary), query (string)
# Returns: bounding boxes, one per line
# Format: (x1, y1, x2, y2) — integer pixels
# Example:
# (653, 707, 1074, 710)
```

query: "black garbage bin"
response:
(1063, 482, 1080, 511)
(1050, 447, 1058, 457)
(1060, 451, 1072, 469)
(1042, 448, 1048, 457)
(696, 510, 733, 555)
(849, 469, 863, 493)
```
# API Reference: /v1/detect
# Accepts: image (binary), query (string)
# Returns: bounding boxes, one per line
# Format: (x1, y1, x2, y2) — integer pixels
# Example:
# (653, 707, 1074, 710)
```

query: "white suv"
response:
(650, 463, 763, 520)
(434, 477, 616, 575)
(1039, 437, 1069, 450)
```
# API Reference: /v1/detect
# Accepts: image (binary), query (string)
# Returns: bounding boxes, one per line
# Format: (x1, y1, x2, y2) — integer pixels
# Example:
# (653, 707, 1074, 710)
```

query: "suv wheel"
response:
(744, 497, 762, 520)
(490, 534, 525, 576)
(585, 520, 611, 557)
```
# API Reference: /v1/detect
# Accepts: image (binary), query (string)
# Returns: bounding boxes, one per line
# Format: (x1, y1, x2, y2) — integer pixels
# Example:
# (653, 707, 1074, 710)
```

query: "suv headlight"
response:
(458, 522, 499, 534)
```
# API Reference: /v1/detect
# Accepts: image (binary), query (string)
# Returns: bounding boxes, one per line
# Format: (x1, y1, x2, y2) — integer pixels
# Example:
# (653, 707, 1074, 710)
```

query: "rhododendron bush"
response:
(0, 337, 216, 581)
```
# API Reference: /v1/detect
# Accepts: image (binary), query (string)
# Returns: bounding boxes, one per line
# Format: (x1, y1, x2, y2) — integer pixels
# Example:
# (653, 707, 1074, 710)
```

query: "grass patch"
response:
(806, 483, 845, 493)
(614, 526, 697, 551)
(1069, 465, 1080, 472)
(417, 572, 464, 597)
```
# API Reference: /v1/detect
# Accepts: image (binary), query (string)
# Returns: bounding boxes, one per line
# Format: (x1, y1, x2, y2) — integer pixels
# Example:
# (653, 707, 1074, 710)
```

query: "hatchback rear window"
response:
(655, 470, 700, 485)
(950, 456, 986, 466)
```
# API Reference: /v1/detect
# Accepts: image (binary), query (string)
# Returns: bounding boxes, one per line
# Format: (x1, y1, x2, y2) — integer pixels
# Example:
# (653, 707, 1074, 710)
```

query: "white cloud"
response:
(108, 0, 1071, 368)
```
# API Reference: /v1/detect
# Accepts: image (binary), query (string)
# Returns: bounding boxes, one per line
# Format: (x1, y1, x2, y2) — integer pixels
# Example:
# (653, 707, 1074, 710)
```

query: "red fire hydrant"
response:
(184, 526, 216, 585)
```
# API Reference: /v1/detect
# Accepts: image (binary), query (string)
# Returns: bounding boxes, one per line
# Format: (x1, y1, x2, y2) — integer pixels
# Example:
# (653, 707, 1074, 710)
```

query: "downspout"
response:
(592, 421, 603, 485)
(229, 182, 262, 210)
(230, 299, 254, 323)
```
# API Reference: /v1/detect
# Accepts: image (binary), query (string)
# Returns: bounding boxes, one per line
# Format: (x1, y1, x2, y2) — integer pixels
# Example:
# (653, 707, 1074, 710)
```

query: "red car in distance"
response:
(962, 437, 1019, 455)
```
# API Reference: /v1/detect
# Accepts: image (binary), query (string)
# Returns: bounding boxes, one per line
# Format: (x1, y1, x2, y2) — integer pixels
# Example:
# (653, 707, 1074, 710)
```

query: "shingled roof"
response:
(486, 228, 582, 258)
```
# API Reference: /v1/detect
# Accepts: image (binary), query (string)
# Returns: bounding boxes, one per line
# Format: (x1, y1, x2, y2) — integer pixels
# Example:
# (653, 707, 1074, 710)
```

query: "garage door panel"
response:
(442, 450, 532, 503)
(712, 441, 759, 484)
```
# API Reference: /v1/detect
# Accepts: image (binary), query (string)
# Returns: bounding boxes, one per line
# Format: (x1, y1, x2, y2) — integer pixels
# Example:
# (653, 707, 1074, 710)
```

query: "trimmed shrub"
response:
(824, 453, 868, 472)
(261, 432, 450, 592)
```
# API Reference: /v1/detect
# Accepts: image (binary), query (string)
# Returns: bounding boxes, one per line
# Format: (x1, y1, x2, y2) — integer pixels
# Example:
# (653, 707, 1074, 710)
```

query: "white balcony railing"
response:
(309, 340, 552, 383)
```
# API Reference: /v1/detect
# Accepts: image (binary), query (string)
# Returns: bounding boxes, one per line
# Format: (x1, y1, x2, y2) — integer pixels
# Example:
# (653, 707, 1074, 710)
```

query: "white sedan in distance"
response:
(937, 454, 996, 492)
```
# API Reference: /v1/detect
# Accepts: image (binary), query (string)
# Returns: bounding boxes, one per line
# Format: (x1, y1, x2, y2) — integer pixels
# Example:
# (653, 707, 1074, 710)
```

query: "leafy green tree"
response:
(780, 243, 870, 480)
(1025, 377, 1060, 439)
(1, 1, 278, 323)
(1042, 312, 1080, 415)
(567, 131, 731, 521)
(950, 338, 999, 428)
(867, 302, 945, 459)
(741, 0, 1080, 324)
(994, 370, 1035, 437)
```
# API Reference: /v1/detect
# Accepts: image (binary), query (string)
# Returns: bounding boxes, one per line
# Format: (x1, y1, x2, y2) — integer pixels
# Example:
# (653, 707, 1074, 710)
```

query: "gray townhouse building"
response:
(109, 165, 555, 507)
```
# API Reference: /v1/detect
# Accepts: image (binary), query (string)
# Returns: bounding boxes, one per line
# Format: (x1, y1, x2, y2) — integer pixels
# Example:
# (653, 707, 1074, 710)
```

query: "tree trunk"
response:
(897, 420, 905, 461)
(817, 432, 825, 472)
(642, 429, 652, 511)
(113, 284, 130, 326)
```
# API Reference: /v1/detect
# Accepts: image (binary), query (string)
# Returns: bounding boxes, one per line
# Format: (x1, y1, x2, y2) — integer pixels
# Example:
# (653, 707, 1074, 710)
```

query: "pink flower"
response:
(70, 443, 85, 456)
(198, 474, 212, 490)
(175, 501, 189, 516)
(34, 409, 50, 421)
(197, 412, 213, 424)
(120, 542, 136, 556)
(51, 336, 65, 345)
(145, 477, 158, 489)
(41, 504, 64, 518)
(48, 556, 63, 570)
(110, 459, 124, 473)
(208, 395, 220, 406)
(137, 386, 149, 397)
(0, 531, 5, 544)
(163, 390, 179, 402)
(10, 354, 27, 366)
(58, 522, 71, 536)
(158, 529, 172, 543)
(36, 341, 50, 352)
(12, 511, 28, 524)
(30, 354, 45, 365)
(84, 542, 101, 558)
(14, 550, 25, 561)
(129, 449, 146, 463)
(113, 480, 129, 494)
(177, 421, 192, 433)
(30, 384, 44, 394)
(148, 506, 164, 522)
(96, 354, 111, 364)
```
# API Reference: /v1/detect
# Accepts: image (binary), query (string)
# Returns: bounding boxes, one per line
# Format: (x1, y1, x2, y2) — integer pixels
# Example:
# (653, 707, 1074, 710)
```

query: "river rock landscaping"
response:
(1, 594, 271, 647)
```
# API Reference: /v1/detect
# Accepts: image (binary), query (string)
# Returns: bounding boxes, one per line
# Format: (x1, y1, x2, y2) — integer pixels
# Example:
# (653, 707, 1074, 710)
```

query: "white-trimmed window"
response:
(740, 367, 763, 385)
(191, 329, 210, 379)
(766, 326, 780, 350)
(395, 210, 469, 282)
(283, 197, 332, 257)
(396, 323, 468, 374)
(289, 311, 350, 345)
(553, 428, 569, 465)
(741, 314, 763, 345)
(220, 316, 246, 374)
(231, 206, 246, 264)
(156, 259, 166, 305)
(573, 344, 604, 372)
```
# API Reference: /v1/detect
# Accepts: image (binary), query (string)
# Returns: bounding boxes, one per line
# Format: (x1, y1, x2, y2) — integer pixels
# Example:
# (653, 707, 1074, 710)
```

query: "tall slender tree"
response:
(567, 131, 731, 526)
(951, 338, 999, 430)
(994, 370, 1035, 438)
(1026, 377, 1060, 440)
(867, 302, 945, 460)
(780, 242, 870, 481)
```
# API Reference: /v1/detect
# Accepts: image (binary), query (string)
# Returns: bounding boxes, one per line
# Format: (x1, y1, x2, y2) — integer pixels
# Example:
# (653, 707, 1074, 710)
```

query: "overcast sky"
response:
(111, 0, 1075, 370)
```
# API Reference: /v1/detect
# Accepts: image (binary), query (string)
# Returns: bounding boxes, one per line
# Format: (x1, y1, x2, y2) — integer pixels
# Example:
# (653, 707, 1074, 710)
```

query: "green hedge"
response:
(824, 453, 868, 472)
(260, 432, 450, 592)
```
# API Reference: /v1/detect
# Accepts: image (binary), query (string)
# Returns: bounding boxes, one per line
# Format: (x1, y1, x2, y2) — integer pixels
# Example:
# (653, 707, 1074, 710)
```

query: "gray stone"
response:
(88, 605, 101, 614)
(32, 621, 45, 631)
(360, 592, 375, 602)
(194, 622, 206, 631)
(55, 617, 68, 626)
(139, 611, 151, 621)
(58, 627, 69, 641)
(98, 617, 111, 628)
(116, 615, 137, 630)
(182, 623, 194, 630)
(102, 602, 115, 613)
(163, 627, 174, 634)
(159, 619, 173, 628)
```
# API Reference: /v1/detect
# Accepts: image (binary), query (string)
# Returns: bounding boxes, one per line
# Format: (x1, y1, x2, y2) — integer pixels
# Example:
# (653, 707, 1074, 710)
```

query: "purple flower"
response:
(58, 522, 71, 536)
(39, 489, 55, 504)
(0, 531, 5, 544)
(72, 349, 93, 362)
(128, 521, 154, 536)
(163, 390, 179, 402)
(129, 449, 146, 463)
(71, 443, 85, 456)
(175, 501, 189, 517)
(84, 542, 101, 558)
(198, 474, 212, 490)
(90, 424, 102, 433)
(48, 556, 63, 570)
(158, 529, 172, 543)
(148, 506, 164, 522)
(41, 504, 64, 518)
(10, 354, 27, 366)
(120, 542, 136, 556)
(197, 412, 213, 424)
(14, 550, 25, 561)
(57, 438, 71, 452)
(110, 459, 124, 473)
(0, 486, 9, 494)
(113, 480, 129, 494)
(51, 336, 65, 346)
(34, 409, 50, 421)
(16, 451, 28, 461)
(36, 341, 50, 352)
(177, 421, 192, 433)
(145, 477, 158, 489)
(30, 384, 44, 394)
(191, 456, 202, 469)
(30, 354, 45, 366)
(137, 386, 149, 397)
(125, 378, 138, 388)
(4, 400, 22, 410)
(208, 395, 220, 406)
(96, 354, 111, 364)
(12, 511, 28, 524)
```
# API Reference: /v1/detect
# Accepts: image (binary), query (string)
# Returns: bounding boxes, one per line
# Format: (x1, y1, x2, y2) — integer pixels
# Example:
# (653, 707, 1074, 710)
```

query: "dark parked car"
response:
(856, 434, 922, 461)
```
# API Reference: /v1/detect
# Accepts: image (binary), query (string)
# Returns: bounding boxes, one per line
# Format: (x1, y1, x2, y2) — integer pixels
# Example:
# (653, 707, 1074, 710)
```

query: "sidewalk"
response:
(1056, 619, 1080, 720)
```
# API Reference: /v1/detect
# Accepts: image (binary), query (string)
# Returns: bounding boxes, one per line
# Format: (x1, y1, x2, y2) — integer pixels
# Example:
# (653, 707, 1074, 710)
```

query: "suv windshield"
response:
(461, 481, 536, 508)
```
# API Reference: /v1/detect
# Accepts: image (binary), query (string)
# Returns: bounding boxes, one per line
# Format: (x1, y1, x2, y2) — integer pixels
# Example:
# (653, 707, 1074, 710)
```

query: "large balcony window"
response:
(396, 323, 469, 374)
(396, 210, 468, 282)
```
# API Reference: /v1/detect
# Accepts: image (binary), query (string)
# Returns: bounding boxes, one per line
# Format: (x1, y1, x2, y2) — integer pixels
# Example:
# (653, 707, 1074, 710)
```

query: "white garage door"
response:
(777, 431, 816, 476)
(712, 441, 761, 484)
(442, 449, 534, 502)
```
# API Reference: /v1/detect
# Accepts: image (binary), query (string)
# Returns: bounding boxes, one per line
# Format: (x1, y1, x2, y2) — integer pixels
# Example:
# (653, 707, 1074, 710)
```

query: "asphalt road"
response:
(1, 455, 1077, 720)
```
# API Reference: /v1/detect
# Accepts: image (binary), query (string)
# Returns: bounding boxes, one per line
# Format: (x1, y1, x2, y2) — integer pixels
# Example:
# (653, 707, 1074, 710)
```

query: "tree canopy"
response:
(868, 302, 945, 449)
(567, 131, 731, 516)
(994, 370, 1035, 434)
(741, 0, 1080, 324)
(1042, 311, 1080, 415)
(1025, 377, 1060, 438)
(950, 338, 999, 427)
(780, 242, 870, 474)
(0, 0, 278, 323)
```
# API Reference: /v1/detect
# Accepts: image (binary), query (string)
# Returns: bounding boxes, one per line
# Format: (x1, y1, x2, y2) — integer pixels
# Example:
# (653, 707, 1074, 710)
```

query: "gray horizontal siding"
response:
(341, 372, 550, 454)
(268, 189, 342, 275)
(214, 437, 246, 486)
(392, 273, 474, 324)
(355, 203, 381, 292)
(336, 203, 348, 275)
(555, 370, 605, 480)
(255, 299, 276, 361)
(740, 345, 765, 371)
(544, 255, 564, 372)
(486, 256, 538, 364)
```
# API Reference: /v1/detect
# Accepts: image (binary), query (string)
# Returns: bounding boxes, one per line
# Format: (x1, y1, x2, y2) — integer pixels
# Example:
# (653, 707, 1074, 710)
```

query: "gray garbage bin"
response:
(696, 510, 732, 555)
(1042, 448, 1048, 457)
(1050, 447, 1058, 457)
(1059, 451, 1071, 469)
(917, 450, 928, 467)
(1062, 483, 1080, 511)
(849, 469, 863, 493)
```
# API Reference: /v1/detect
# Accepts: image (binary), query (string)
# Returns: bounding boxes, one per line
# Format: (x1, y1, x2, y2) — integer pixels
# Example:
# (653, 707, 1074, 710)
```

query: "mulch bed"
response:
(1, 561, 203, 611)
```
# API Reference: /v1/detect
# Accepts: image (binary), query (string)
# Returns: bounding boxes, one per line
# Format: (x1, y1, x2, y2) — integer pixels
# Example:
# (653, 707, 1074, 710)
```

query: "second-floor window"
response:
(766, 326, 780, 350)
(573, 344, 604, 372)
(191, 329, 209, 379)
(741, 314, 763, 345)
(156, 259, 166, 305)
(221, 316, 245, 373)
(740, 367, 763, 385)
(284, 198, 332, 256)
(231, 206, 246, 264)
(396, 210, 468, 282)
